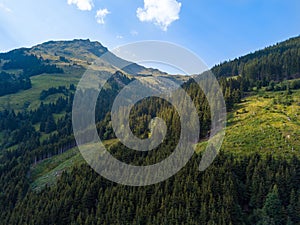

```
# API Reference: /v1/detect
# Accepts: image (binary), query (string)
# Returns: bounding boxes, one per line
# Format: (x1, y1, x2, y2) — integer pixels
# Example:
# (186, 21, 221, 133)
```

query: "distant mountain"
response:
(0, 39, 189, 98)
(29, 39, 168, 77)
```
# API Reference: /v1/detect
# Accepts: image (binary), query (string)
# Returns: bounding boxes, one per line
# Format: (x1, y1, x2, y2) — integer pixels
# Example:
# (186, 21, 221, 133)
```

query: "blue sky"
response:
(0, 0, 300, 68)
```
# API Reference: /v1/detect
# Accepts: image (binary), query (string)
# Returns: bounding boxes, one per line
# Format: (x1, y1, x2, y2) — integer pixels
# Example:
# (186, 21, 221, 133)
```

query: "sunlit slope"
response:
(0, 39, 187, 111)
(198, 89, 300, 157)
(0, 72, 82, 111)
(31, 90, 300, 191)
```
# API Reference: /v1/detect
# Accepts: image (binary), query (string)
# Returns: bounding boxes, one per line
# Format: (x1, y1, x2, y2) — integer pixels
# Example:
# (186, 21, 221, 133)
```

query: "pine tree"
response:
(259, 185, 285, 225)
(45, 115, 56, 133)
(287, 189, 300, 224)
(40, 121, 46, 132)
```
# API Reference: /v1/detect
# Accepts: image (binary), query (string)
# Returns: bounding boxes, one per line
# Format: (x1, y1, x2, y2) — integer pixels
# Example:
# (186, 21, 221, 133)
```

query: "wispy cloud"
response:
(95, 8, 110, 24)
(137, 0, 181, 31)
(130, 30, 138, 36)
(0, 3, 12, 13)
(67, 0, 93, 11)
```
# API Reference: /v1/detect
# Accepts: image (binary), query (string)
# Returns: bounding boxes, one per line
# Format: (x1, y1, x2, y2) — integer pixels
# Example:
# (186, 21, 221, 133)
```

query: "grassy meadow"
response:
(0, 69, 83, 111)
(30, 139, 118, 191)
(197, 89, 300, 157)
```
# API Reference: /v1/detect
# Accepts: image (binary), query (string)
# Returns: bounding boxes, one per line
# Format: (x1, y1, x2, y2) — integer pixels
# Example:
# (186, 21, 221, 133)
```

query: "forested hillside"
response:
(0, 49, 63, 96)
(212, 35, 300, 88)
(0, 37, 300, 224)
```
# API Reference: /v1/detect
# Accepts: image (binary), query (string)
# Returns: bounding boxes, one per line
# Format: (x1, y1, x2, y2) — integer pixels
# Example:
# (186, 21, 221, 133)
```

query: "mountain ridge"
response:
(211, 35, 300, 82)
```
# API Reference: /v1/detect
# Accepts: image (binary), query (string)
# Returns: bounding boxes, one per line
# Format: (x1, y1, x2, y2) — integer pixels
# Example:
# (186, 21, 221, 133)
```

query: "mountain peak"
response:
(41, 39, 104, 48)
(30, 39, 108, 61)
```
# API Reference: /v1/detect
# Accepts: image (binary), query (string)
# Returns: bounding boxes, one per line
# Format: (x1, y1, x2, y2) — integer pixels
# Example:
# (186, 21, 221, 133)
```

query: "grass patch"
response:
(30, 139, 118, 191)
(0, 70, 83, 111)
(196, 90, 300, 158)
(30, 147, 82, 192)
(53, 112, 66, 123)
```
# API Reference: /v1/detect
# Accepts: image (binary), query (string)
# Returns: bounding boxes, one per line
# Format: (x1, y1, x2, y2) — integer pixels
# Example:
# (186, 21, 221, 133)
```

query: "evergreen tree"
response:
(45, 115, 57, 134)
(258, 185, 285, 225)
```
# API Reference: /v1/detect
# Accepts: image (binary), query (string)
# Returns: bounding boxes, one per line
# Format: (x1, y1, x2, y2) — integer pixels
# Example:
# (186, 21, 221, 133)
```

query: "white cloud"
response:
(95, 8, 110, 24)
(116, 35, 123, 39)
(0, 3, 12, 13)
(137, 0, 181, 31)
(67, 0, 93, 11)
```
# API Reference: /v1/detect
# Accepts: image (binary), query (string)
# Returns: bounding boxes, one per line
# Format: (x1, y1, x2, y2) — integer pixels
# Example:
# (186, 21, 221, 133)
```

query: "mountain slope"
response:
(0, 37, 300, 225)
(0, 39, 187, 111)
(30, 88, 300, 191)
(212, 35, 300, 85)
(197, 88, 300, 156)
(29, 39, 168, 76)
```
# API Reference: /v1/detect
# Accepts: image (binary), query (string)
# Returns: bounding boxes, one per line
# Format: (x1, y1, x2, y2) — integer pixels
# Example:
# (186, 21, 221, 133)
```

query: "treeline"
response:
(96, 73, 243, 144)
(0, 90, 76, 219)
(212, 36, 300, 88)
(0, 97, 72, 149)
(4, 153, 300, 225)
(40, 84, 75, 100)
(266, 79, 300, 92)
(0, 48, 64, 96)
(0, 49, 63, 76)
(0, 71, 31, 96)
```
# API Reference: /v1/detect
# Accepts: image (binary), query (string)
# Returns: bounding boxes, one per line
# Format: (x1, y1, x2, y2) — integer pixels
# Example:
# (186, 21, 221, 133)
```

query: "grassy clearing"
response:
(197, 90, 300, 158)
(30, 139, 118, 191)
(30, 147, 82, 192)
(31, 113, 65, 144)
(39, 131, 59, 143)
(0, 69, 82, 111)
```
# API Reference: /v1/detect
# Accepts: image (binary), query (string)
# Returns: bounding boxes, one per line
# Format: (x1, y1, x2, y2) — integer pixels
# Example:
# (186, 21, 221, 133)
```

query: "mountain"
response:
(0, 39, 188, 110)
(0, 37, 300, 224)
(29, 39, 167, 76)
